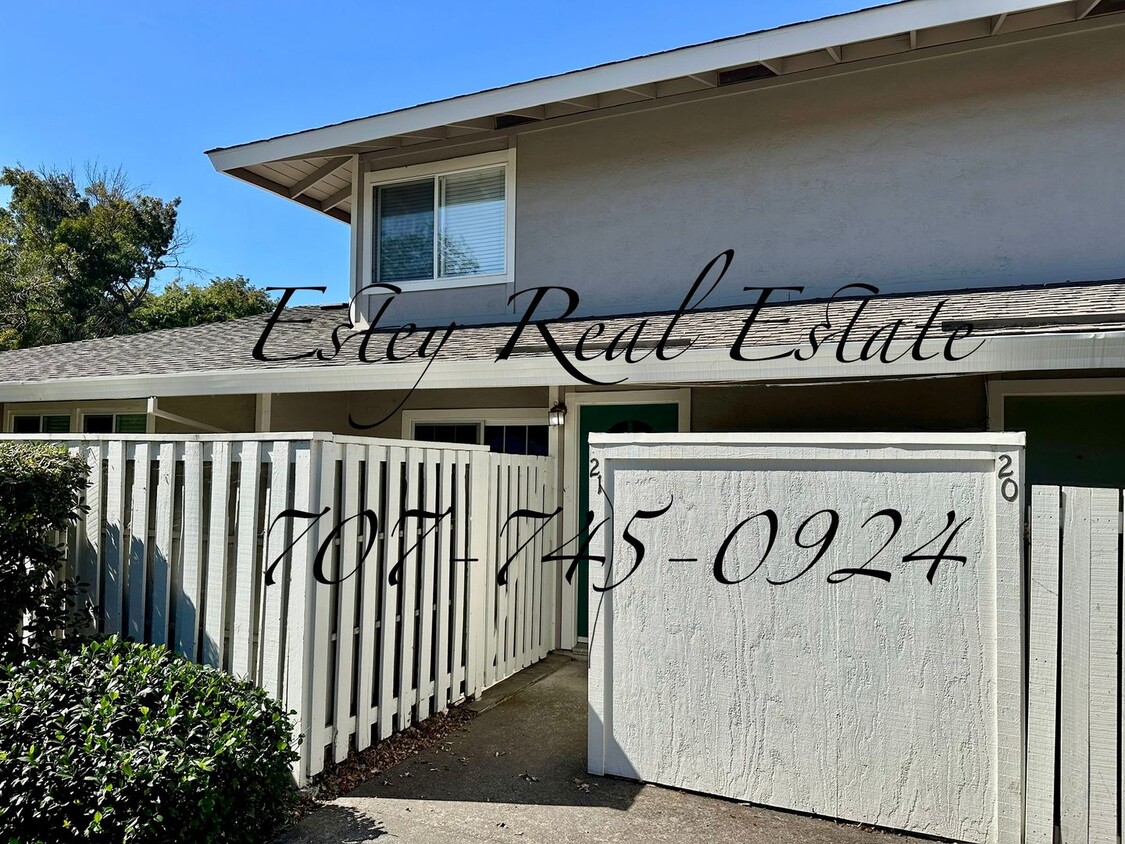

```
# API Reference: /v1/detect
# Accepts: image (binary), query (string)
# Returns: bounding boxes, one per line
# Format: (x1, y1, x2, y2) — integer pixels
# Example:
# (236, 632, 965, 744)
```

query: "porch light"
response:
(548, 401, 567, 427)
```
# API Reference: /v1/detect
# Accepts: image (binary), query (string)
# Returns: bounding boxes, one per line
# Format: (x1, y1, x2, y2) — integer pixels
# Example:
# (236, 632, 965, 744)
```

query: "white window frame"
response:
(362, 149, 516, 294)
(5, 400, 151, 435)
(401, 407, 546, 442)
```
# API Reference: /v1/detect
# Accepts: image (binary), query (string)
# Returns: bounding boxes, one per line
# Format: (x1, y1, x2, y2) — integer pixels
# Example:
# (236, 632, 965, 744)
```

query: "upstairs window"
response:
(366, 151, 513, 291)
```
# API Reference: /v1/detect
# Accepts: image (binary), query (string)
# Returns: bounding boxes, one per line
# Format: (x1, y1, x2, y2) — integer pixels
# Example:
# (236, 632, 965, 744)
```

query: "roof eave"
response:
(205, 0, 1077, 174)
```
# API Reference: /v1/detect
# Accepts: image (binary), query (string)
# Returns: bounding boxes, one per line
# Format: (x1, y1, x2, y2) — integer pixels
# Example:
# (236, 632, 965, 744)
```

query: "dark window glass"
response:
(83, 415, 114, 434)
(13, 416, 41, 434)
(115, 414, 147, 434)
(526, 425, 548, 456)
(484, 425, 504, 453)
(376, 179, 435, 283)
(414, 423, 480, 445)
(504, 425, 527, 455)
(43, 415, 72, 433)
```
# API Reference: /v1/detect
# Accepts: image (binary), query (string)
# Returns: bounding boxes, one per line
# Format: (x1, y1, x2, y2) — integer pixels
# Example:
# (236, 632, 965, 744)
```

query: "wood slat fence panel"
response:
(7, 433, 556, 785)
(1026, 485, 1123, 843)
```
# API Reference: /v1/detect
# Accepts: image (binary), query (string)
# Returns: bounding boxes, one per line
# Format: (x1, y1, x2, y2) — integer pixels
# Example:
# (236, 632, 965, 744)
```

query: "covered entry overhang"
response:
(0, 279, 1123, 404)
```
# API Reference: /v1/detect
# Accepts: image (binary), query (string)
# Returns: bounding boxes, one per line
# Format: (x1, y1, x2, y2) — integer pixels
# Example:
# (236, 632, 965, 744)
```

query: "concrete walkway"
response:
(279, 655, 926, 843)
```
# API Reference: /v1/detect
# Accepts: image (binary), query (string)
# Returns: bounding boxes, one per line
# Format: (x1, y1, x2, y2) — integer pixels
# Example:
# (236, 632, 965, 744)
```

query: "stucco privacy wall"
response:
(369, 24, 1125, 325)
(587, 434, 1025, 843)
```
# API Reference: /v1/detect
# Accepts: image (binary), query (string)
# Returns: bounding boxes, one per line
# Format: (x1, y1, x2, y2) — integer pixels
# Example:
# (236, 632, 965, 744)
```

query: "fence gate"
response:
(1026, 485, 1124, 843)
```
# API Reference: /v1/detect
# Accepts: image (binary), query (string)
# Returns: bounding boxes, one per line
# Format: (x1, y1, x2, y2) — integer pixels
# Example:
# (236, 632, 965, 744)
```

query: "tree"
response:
(132, 276, 275, 332)
(0, 165, 187, 348)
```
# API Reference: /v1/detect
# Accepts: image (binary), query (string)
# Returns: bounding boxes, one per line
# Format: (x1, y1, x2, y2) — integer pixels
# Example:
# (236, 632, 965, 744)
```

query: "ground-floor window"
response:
(80, 412, 150, 434)
(407, 413, 548, 456)
(12, 413, 71, 434)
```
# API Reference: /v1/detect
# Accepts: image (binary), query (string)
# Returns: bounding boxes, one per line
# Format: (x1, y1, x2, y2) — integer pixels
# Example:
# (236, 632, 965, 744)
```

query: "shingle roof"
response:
(0, 279, 1123, 387)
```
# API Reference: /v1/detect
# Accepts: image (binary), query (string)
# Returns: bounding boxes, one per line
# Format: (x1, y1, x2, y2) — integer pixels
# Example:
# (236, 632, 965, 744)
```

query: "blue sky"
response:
(1, 0, 867, 304)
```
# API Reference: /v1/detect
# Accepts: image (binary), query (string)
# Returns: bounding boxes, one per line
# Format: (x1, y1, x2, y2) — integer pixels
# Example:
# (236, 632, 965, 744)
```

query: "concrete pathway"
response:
(279, 654, 927, 843)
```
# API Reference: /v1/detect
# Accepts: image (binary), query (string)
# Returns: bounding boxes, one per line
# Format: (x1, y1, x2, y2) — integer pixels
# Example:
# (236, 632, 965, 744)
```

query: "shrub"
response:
(0, 637, 299, 843)
(0, 442, 90, 664)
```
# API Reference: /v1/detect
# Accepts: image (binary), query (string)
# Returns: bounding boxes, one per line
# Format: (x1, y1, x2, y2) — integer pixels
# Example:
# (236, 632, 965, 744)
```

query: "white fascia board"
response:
(206, 0, 1060, 172)
(1, 330, 1122, 403)
(587, 431, 1028, 447)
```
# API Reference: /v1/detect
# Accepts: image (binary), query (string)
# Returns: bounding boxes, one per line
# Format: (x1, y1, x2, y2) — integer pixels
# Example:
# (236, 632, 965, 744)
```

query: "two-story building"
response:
(1, 0, 1123, 647)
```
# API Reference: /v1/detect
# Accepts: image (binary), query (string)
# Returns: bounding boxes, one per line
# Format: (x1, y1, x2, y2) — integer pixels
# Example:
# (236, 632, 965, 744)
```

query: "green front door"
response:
(1005, 395, 1125, 487)
(577, 402, 679, 638)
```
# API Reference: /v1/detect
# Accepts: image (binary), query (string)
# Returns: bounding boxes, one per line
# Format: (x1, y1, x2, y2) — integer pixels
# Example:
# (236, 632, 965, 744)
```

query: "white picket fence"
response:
(11, 433, 556, 784)
(1026, 485, 1124, 843)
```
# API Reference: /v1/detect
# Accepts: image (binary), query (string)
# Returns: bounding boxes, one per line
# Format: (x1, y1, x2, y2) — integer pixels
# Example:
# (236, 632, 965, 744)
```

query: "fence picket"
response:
(260, 440, 290, 699)
(78, 442, 104, 622)
(434, 449, 455, 712)
(1025, 487, 1061, 844)
(483, 459, 500, 689)
(334, 444, 363, 763)
(176, 441, 204, 660)
(1087, 489, 1118, 842)
(416, 452, 438, 721)
(398, 450, 420, 729)
(127, 443, 151, 642)
(1060, 487, 1091, 844)
(450, 454, 469, 701)
(307, 440, 337, 776)
(102, 441, 126, 635)
(355, 446, 382, 749)
(467, 451, 490, 697)
(232, 441, 261, 679)
(150, 442, 176, 646)
(286, 443, 319, 780)
(379, 447, 405, 739)
(202, 441, 231, 669)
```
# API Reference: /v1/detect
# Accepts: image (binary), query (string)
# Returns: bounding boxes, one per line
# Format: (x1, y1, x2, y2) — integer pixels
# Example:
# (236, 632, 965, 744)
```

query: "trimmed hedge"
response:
(0, 637, 299, 843)
(0, 441, 89, 664)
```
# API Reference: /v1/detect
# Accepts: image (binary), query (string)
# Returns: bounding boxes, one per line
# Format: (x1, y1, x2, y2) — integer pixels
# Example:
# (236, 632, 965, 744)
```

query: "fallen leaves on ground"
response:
(290, 704, 475, 821)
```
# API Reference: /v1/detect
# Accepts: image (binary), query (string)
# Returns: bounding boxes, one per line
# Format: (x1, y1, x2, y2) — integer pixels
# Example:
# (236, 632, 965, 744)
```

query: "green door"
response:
(1005, 395, 1125, 487)
(577, 402, 679, 638)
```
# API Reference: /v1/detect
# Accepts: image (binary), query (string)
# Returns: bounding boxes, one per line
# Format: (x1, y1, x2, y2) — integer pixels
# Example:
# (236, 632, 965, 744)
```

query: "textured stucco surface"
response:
(589, 439, 1024, 842)
(373, 25, 1125, 325)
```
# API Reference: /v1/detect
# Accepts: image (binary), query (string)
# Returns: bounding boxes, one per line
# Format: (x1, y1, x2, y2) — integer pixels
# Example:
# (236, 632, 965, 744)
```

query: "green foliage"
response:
(132, 275, 275, 332)
(0, 165, 184, 348)
(0, 637, 299, 844)
(0, 442, 89, 665)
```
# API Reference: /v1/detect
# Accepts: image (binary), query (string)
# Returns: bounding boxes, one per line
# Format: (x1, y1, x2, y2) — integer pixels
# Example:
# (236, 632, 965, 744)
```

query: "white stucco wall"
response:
(368, 24, 1125, 325)
(587, 434, 1025, 843)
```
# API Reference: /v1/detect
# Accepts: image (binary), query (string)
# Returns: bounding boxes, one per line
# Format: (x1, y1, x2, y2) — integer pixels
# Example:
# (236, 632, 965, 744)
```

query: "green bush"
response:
(0, 442, 90, 664)
(0, 637, 299, 843)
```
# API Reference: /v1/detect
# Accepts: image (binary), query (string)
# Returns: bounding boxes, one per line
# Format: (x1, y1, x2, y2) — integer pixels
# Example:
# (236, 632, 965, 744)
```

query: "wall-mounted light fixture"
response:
(548, 401, 567, 427)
